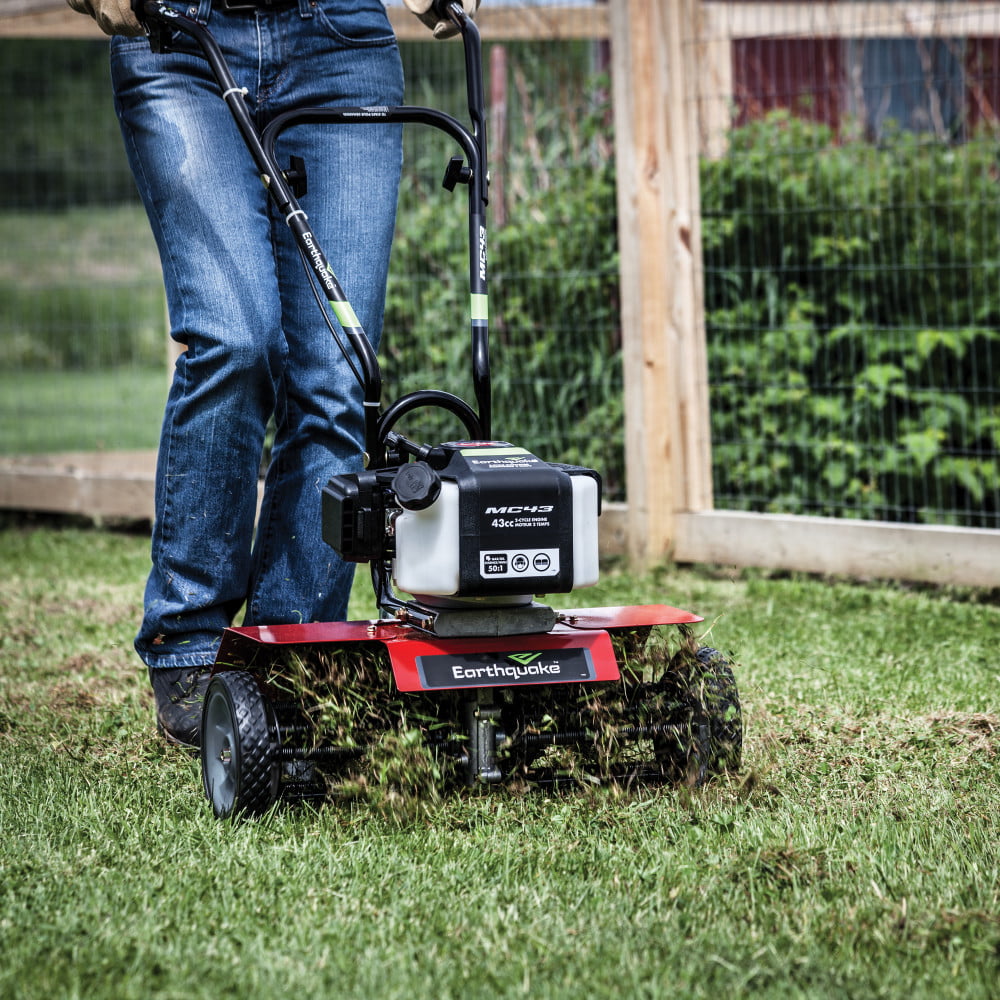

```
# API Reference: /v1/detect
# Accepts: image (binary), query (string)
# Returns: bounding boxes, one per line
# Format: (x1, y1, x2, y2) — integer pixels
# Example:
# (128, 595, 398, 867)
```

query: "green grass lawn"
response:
(2, 204, 168, 455)
(1, 522, 998, 999)
(0, 367, 167, 454)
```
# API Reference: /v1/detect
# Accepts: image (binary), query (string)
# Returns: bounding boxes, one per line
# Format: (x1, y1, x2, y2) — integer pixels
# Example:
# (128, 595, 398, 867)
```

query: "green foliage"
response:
(702, 112, 1000, 527)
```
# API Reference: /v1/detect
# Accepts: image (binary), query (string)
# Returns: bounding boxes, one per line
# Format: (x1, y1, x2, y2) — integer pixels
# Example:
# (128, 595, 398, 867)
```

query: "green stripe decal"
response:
(330, 300, 361, 329)
(470, 293, 489, 322)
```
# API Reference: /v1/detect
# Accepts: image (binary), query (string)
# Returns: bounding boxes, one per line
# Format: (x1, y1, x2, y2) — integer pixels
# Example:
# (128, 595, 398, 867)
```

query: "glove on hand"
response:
(402, 0, 481, 40)
(66, 0, 144, 37)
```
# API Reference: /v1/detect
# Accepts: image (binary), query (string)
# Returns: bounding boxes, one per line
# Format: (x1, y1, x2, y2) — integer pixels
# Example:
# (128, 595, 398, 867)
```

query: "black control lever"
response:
(442, 155, 472, 192)
(131, 0, 174, 52)
(285, 155, 308, 198)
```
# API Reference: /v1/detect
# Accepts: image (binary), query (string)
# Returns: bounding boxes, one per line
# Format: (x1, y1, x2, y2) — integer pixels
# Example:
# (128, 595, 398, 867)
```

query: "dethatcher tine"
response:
(133, 0, 743, 818)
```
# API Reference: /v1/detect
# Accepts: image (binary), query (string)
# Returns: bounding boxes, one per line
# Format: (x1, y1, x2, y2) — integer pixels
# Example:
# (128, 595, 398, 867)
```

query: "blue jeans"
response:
(112, 0, 404, 669)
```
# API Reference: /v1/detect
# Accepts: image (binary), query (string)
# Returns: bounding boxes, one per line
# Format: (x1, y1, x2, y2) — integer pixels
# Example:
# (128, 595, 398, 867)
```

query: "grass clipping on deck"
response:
(248, 623, 739, 817)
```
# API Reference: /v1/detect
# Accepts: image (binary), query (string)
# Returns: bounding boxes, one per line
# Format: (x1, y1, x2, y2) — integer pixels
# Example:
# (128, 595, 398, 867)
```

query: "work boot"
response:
(148, 666, 211, 749)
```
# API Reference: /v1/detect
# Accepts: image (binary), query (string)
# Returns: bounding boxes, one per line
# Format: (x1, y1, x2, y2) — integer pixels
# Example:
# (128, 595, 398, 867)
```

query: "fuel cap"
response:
(392, 461, 442, 511)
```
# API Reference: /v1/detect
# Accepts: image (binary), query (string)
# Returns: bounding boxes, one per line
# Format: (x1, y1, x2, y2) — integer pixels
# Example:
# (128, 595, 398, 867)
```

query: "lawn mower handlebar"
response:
(128, 0, 491, 454)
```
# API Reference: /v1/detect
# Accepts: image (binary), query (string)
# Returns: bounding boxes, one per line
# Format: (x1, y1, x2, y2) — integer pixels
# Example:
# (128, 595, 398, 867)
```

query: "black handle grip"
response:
(130, 0, 178, 52)
(433, 1, 465, 31)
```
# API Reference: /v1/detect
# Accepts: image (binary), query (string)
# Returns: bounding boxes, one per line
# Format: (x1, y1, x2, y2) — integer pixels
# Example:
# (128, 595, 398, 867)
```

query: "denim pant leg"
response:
(112, 1, 403, 668)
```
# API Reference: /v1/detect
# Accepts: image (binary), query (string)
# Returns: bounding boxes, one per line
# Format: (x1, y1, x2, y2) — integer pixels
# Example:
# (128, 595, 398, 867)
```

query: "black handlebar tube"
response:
(454, 8, 493, 443)
(260, 102, 489, 448)
(264, 4, 494, 442)
(377, 390, 483, 447)
(434, 2, 492, 439)
(264, 3, 494, 445)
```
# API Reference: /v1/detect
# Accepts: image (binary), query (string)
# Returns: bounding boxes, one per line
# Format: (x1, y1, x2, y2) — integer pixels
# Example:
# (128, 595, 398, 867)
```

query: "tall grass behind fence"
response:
(699, 3, 1000, 529)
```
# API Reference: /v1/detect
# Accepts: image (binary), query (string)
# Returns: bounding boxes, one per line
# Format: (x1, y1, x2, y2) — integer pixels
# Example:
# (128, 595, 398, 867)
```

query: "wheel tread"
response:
(202, 670, 278, 818)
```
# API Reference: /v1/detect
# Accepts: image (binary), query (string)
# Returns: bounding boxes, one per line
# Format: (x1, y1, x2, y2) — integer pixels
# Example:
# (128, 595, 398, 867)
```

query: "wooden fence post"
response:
(610, 0, 712, 570)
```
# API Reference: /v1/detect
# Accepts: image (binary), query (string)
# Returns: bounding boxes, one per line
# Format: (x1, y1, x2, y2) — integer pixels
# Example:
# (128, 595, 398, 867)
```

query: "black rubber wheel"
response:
(695, 645, 743, 772)
(201, 670, 280, 819)
(654, 645, 743, 785)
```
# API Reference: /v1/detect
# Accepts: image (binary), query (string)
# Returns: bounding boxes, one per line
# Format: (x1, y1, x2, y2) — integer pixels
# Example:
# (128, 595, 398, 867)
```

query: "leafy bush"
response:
(702, 112, 1000, 528)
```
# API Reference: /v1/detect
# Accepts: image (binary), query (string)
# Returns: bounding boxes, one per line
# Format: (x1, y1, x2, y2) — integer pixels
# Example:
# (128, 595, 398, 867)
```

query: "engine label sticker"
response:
(480, 548, 560, 578)
(416, 647, 595, 689)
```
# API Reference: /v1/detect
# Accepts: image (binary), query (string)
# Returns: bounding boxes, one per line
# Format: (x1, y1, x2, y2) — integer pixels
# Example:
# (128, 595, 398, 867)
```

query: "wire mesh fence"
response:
(0, 35, 167, 456)
(698, 1, 1000, 529)
(1, 1, 998, 534)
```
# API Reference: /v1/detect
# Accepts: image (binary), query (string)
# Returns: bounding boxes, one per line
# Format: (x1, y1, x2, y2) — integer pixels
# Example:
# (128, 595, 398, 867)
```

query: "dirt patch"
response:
(926, 711, 998, 754)
(49, 679, 105, 713)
